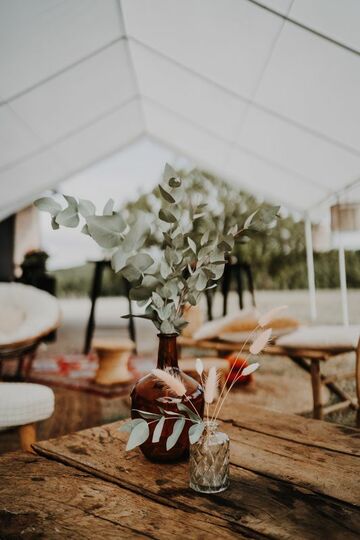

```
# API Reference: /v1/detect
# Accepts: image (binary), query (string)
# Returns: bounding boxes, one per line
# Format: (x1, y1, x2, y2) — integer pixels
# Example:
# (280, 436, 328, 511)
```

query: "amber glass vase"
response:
(131, 333, 204, 462)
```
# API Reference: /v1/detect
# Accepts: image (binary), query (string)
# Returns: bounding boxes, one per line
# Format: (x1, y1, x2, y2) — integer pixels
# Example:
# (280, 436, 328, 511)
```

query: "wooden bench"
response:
(178, 333, 360, 420)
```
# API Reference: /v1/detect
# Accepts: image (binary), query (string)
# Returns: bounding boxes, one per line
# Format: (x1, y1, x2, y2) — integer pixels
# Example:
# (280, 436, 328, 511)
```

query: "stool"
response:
(0, 383, 54, 452)
(93, 337, 135, 385)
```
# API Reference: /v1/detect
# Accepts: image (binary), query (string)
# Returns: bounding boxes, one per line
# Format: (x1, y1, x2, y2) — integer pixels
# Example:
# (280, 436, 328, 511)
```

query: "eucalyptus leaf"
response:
(111, 248, 128, 272)
(244, 210, 258, 229)
(177, 402, 201, 422)
(126, 419, 150, 451)
(152, 292, 164, 308)
(122, 313, 155, 321)
(166, 417, 185, 451)
(64, 195, 78, 208)
(208, 263, 225, 279)
(152, 416, 165, 443)
(129, 286, 153, 301)
(202, 267, 216, 279)
(132, 409, 162, 420)
(157, 396, 181, 404)
(195, 270, 208, 291)
(81, 224, 90, 236)
(160, 320, 175, 334)
(187, 294, 197, 306)
(127, 253, 154, 271)
(86, 215, 126, 248)
(187, 237, 197, 254)
(34, 197, 62, 216)
(160, 259, 172, 279)
(163, 163, 177, 183)
(78, 199, 95, 218)
(250, 206, 281, 231)
(51, 216, 60, 230)
(141, 275, 160, 290)
(173, 317, 188, 330)
(160, 280, 178, 300)
(55, 205, 79, 228)
(119, 418, 144, 433)
(122, 217, 149, 252)
(103, 198, 114, 215)
(159, 208, 176, 223)
(159, 184, 175, 204)
(189, 422, 205, 445)
(121, 264, 142, 283)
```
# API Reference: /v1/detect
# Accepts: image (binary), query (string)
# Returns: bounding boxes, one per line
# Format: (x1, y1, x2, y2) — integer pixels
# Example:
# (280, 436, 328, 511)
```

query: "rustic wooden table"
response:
(1, 404, 359, 539)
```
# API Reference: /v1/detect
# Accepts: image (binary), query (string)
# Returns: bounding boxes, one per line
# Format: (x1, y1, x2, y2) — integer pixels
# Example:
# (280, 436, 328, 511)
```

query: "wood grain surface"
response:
(0, 452, 245, 539)
(31, 405, 360, 539)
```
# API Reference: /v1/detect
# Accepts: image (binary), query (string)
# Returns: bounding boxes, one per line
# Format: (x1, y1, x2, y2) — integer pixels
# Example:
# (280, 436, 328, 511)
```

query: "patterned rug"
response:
(24, 352, 319, 414)
(26, 353, 151, 398)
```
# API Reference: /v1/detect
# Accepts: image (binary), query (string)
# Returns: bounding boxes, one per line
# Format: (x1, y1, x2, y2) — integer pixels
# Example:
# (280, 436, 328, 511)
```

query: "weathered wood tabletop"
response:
(1, 404, 359, 539)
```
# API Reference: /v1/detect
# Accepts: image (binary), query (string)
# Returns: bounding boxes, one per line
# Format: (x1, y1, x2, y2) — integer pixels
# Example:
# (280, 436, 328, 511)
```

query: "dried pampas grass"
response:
(258, 305, 287, 327)
(152, 368, 186, 397)
(204, 366, 217, 404)
(249, 328, 272, 355)
(241, 362, 259, 376)
(195, 358, 204, 376)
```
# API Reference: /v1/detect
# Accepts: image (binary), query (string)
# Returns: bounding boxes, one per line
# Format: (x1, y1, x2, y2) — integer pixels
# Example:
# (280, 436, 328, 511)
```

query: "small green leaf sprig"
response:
(119, 367, 206, 452)
(35, 164, 279, 334)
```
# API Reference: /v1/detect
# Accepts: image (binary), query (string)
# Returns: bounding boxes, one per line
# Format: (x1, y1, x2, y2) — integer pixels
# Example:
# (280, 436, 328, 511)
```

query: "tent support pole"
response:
(305, 217, 317, 321)
(338, 241, 349, 326)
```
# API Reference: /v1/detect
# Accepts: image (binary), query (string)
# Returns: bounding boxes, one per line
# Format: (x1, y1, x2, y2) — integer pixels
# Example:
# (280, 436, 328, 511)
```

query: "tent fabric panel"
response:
(224, 147, 328, 211)
(0, 149, 63, 221)
(238, 106, 360, 192)
(255, 22, 360, 152)
(143, 98, 326, 212)
(10, 41, 136, 147)
(0, 0, 123, 101)
(122, 0, 283, 98)
(256, 0, 293, 15)
(290, 0, 360, 53)
(142, 99, 230, 173)
(53, 98, 143, 172)
(0, 106, 43, 169)
(129, 41, 247, 142)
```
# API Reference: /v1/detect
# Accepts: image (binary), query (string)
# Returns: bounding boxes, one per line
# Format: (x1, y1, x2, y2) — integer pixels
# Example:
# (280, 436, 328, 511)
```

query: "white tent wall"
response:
(1, 0, 360, 220)
(1, 0, 360, 321)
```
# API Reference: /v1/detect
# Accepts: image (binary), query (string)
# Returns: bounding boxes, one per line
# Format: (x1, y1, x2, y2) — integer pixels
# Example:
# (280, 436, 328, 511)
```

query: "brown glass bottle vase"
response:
(131, 333, 204, 462)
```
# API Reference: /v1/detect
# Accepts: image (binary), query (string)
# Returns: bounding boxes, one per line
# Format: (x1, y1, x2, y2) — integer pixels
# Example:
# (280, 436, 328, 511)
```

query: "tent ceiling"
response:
(1, 0, 360, 220)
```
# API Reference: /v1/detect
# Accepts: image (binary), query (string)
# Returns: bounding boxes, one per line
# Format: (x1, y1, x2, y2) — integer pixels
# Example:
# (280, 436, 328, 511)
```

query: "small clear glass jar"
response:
(189, 420, 230, 493)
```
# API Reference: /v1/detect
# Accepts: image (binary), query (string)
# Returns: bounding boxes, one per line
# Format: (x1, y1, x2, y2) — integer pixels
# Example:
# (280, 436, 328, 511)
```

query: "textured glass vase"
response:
(189, 421, 230, 493)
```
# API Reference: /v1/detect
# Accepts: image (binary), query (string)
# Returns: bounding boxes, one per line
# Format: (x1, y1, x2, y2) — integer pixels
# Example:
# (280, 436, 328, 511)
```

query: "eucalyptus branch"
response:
(34, 163, 279, 335)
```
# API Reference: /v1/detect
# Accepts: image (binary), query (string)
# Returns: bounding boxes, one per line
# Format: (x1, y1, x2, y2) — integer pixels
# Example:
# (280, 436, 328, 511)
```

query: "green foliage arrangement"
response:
(35, 164, 279, 334)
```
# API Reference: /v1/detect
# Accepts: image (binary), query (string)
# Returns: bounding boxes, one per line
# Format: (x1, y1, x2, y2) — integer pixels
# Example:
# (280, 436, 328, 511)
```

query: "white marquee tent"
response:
(1, 0, 360, 321)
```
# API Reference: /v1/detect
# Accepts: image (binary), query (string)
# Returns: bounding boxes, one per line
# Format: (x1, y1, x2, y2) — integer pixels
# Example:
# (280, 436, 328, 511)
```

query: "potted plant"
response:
(35, 164, 279, 461)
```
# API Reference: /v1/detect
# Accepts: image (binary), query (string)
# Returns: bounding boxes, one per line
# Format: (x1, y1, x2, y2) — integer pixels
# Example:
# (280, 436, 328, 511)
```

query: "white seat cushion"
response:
(0, 283, 60, 349)
(0, 383, 55, 427)
(277, 325, 360, 350)
(193, 309, 259, 340)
